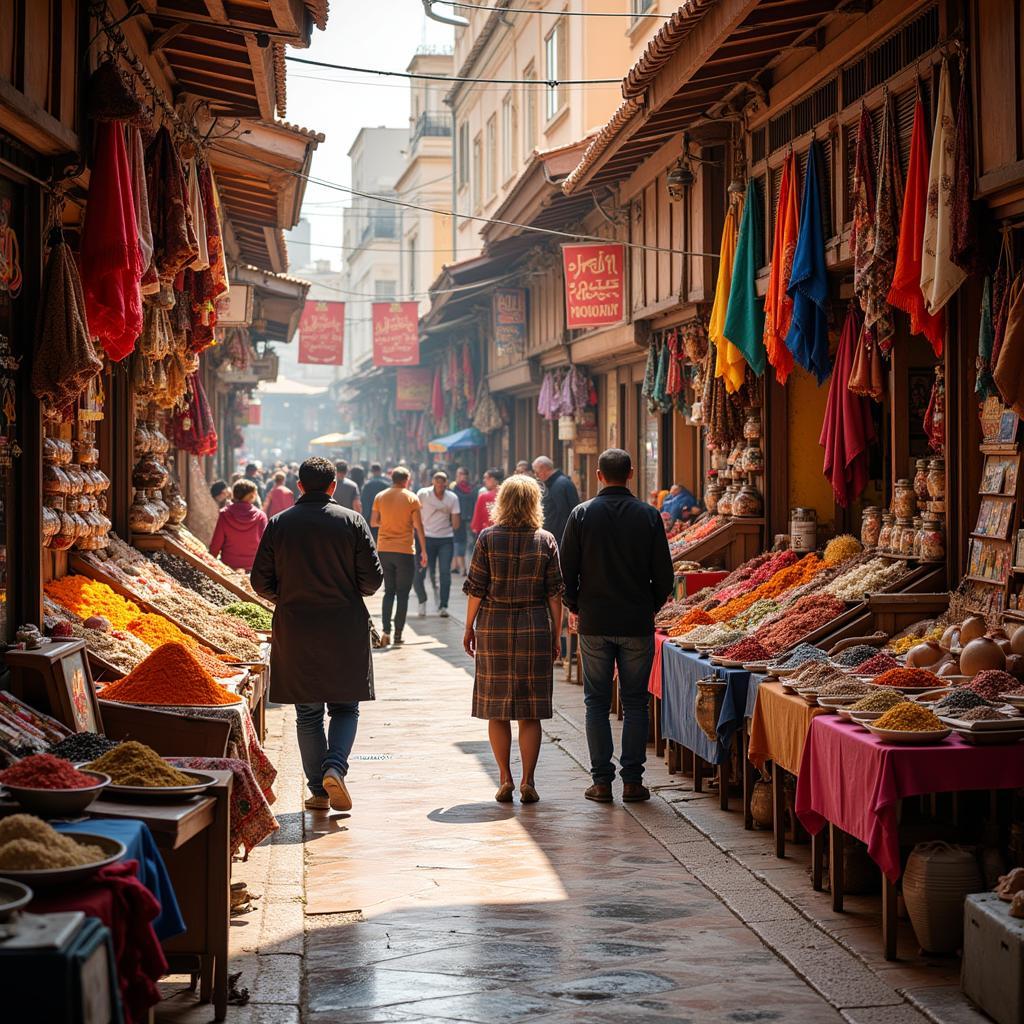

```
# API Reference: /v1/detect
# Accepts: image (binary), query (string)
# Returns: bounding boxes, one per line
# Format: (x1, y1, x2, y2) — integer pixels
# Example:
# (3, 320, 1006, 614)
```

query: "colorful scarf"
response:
(763, 153, 798, 384)
(710, 201, 745, 393)
(79, 121, 144, 361)
(951, 66, 981, 274)
(848, 313, 885, 402)
(186, 159, 209, 271)
(785, 141, 831, 384)
(850, 105, 877, 314)
(724, 178, 766, 376)
(921, 60, 967, 314)
(887, 89, 945, 356)
(862, 94, 902, 353)
(820, 304, 876, 507)
(431, 365, 445, 423)
(146, 127, 199, 282)
(127, 127, 154, 288)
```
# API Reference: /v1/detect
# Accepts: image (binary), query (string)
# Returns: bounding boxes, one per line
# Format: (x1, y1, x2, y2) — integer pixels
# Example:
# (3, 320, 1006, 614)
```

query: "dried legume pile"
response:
(0, 815, 106, 870)
(793, 662, 845, 687)
(873, 702, 943, 732)
(223, 601, 273, 631)
(832, 645, 885, 667)
(86, 740, 194, 787)
(719, 638, 771, 662)
(817, 678, 873, 698)
(68, 623, 151, 675)
(849, 688, 904, 712)
(149, 551, 236, 606)
(957, 706, 1010, 722)
(967, 670, 1018, 701)
(934, 689, 994, 714)
(49, 732, 119, 762)
(854, 652, 900, 674)
(871, 668, 940, 689)
(0, 753, 99, 790)
(772, 644, 830, 670)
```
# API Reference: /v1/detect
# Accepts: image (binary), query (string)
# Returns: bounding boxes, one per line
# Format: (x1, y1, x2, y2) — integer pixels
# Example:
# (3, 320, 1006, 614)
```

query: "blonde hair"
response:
(493, 474, 544, 530)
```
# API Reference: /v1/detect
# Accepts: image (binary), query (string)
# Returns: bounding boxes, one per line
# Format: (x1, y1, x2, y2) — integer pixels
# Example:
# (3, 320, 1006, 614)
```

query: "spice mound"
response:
(49, 732, 120, 762)
(816, 679, 873, 699)
(854, 652, 901, 674)
(967, 670, 1018, 702)
(933, 689, 994, 714)
(772, 644, 830, 670)
(98, 642, 239, 706)
(793, 662, 845, 688)
(872, 702, 943, 732)
(849, 688, 905, 712)
(223, 601, 273, 631)
(0, 753, 99, 790)
(870, 668, 940, 690)
(823, 534, 863, 564)
(957, 706, 1010, 722)
(719, 638, 771, 662)
(0, 815, 106, 870)
(832, 644, 885, 668)
(86, 740, 194, 788)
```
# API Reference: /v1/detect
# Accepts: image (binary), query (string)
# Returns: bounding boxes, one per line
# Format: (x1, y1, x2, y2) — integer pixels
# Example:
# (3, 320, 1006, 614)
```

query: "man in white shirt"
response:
(416, 470, 461, 617)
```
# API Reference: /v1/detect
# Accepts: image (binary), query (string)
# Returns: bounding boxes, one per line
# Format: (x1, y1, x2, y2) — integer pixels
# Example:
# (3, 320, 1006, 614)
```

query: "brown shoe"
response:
(322, 768, 353, 812)
(584, 783, 613, 803)
(622, 782, 651, 802)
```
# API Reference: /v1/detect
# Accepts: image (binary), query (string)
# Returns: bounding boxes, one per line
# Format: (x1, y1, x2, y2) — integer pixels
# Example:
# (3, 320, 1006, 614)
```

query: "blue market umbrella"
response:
(428, 427, 486, 453)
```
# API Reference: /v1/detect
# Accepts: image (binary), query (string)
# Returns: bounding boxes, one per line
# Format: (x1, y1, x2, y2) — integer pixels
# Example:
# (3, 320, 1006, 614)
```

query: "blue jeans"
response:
(425, 536, 454, 608)
(295, 701, 360, 795)
(579, 634, 656, 785)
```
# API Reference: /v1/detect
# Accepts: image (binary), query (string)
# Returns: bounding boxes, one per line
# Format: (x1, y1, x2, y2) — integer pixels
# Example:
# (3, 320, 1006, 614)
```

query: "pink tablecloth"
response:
(795, 716, 1024, 882)
(649, 633, 667, 699)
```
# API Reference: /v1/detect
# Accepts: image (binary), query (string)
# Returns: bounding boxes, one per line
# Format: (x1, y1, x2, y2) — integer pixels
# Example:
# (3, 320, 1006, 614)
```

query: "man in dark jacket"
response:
(532, 455, 580, 547)
(560, 448, 674, 804)
(251, 456, 383, 813)
(360, 463, 389, 537)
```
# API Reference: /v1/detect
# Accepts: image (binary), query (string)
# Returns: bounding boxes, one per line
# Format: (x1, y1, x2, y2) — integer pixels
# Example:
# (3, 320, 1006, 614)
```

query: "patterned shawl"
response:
(850, 105, 876, 314)
(951, 67, 982, 274)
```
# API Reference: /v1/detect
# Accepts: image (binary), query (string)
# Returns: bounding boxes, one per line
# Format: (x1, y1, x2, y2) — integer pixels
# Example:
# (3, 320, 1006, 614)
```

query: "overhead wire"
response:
(437, 0, 643, 15)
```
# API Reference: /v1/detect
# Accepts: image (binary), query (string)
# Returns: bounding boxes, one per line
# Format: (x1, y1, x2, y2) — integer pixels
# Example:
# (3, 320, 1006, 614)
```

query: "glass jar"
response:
(860, 506, 881, 549)
(742, 446, 764, 474)
(43, 463, 71, 496)
(913, 459, 930, 504)
(48, 498, 77, 551)
(789, 507, 818, 552)
(893, 479, 916, 519)
(732, 485, 764, 518)
(877, 512, 895, 554)
(128, 489, 163, 534)
(41, 505, 59, 546)
(920, 514, 946, 561)
(163, 485, 188, 526)
(927, 458, 945, 501)
(132, 454, 169, 490)
(133, 421, 153, 456)
(897, 517, 916, 556)
(704, 482, 723, 515)
(717, 485, 735, 517)
(743, 412, 762, 441)
(911, 516, 924, 558)
(711, 448, 729, 472)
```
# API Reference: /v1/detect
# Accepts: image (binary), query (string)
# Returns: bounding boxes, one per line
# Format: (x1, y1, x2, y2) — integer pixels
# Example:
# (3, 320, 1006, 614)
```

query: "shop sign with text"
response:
(492, 288, 527, 357)
(561, 242, 625, 329)
(372, 301, 420, 366)
(298, 300, 345, 365)
(395, 367, 433, 411)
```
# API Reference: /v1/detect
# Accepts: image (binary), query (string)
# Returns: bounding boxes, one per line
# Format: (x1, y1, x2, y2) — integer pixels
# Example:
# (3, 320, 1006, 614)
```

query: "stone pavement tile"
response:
(305, 966, 505, 1013)
(899, 986, 990, 1024)
(841, 1006, 932, 1024)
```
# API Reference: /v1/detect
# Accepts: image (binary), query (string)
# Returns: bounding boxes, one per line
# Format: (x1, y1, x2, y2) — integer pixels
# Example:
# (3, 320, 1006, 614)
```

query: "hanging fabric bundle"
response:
(850, 104, 877, 315)
(127, 127, 155, 293)
(198, 162, 229, 302)
(862, 92, 902, 353)
(785, 140, 832, 383)
(431, 365, 445, 423)
(992, 231, 1016, 368)
(887, 87, 945, 356)
(848, 314, 886, 402)
(920, 60, 967, 314)
(975, 277, 997, 399)
(763, 153, 798, 385)
(146, 126, 199, 282)
(665, 330, 684, 399)
(79, 121, 144, 361)
(710, 199, 745, 393)
(724, 177, 766, 376)
(993, 273, 1024, 418)
(641, 339, 659, 409)
(31, 240, 103, 412)
(462, 344, 475, 411)
(819, 304, 876, 507)
(651, 337, 671, 410)
(171, 373, 217, 456)
(186, 160, 210, 271)
(951, 58, 982, 275)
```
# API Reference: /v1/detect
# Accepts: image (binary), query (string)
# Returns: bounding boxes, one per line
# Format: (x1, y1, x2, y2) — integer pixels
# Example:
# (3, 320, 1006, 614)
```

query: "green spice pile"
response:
(849, 688, 904, 712)
(223, 601, 272, 631)
(0, 815, 106, 870)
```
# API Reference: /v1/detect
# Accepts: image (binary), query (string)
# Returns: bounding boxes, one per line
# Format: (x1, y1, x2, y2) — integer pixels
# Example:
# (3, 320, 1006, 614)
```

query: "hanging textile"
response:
(785, 140, 831, 384)
(171, 373, 217, 456)
(862, 93, 902, 353)
(31, 241, 102, 412)
(920, 60, 967, 314)
(127, 127, 154, 291)
(472, 380, 505, 433)
(462, 344, 475, 411)
(431, 365, 445, 423)
(951, 65, 982, 275)
(819, 304, 876, 507)
(992, 231, 1016, 368)
(652, 338, 670, 408)
(993, 273, 1024, 418)
(200, 163, 229, 302)
(763, 153, 798, 385)
(848, 315, 886, 402)
(79, 121, 144, 362)
(724, 178, 766, 376)
(887, 89, 945, 356)
(560, 365, 591, 417)
(665, 330, 684, 399)
(923, 367, 946, 453)
(641, 340, 659, 409)
(975, 277, 997, 399)
(146, 127, 199, 282)
(186, 160, 210, 272)
(710, 201, 745, 393)
(850, 105, 877, 314)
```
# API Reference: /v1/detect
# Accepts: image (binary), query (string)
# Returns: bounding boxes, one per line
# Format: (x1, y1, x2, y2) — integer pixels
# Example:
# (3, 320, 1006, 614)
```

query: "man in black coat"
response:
(251, 456, 384, 813)
(560, 448, 674, 804)
(532, 455, 580, 548)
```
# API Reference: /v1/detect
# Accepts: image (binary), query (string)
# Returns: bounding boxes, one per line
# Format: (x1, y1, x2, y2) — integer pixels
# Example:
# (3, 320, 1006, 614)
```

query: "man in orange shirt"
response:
(370, 466, 428, 647)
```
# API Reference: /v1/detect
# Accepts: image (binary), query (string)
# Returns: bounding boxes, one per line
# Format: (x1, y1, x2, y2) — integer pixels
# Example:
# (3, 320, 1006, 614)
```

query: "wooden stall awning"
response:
(563, 0, 862, 195)
(231, 263, 311, 344)
(139, 1, 325, 42)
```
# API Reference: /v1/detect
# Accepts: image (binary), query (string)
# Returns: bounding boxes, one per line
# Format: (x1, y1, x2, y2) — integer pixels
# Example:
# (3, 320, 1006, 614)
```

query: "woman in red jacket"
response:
(209, 479, 268, 571)
(263, 470, 296, 518)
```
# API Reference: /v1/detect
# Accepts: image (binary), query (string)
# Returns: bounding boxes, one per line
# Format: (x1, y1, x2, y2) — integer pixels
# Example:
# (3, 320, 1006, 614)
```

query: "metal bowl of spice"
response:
(0, 754, 111, 817)
(85, 740, 218, 800)
(0, 816, 126, 886)
(0, 878, 32, 922)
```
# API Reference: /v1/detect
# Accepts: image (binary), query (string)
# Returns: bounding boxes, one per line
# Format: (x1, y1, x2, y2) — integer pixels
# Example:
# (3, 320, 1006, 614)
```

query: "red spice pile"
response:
(719, 638, 772, 662)
(713, 551, 798, 603)
(967, 670, 1018, 701)
(0, 753, 99, 789)
(871, 667, 940, 689)
(854, 652, 900, 674)
(751, 595, 846, 655)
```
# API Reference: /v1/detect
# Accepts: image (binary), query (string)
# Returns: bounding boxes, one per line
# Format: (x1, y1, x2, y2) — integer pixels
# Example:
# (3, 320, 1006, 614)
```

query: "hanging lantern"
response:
(666, 158, 695, 201)
(557, 415, 576, 441)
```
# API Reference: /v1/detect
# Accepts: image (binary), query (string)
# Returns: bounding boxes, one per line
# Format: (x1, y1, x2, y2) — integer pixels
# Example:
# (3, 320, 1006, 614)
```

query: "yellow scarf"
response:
(710, 201, 745, 393)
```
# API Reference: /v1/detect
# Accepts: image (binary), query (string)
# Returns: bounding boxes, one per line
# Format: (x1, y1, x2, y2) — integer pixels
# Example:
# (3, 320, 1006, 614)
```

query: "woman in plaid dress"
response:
(463, 474, 563, 804)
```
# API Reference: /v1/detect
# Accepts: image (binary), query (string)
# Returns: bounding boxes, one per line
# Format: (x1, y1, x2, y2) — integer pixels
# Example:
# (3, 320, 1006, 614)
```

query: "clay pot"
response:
(906, 641, 944, 668)
(694, 678, 726, 742)
(940, 624, 960, 650)
(1011, 627, 1024, 657)
(902, 842, 983, 953)
(960, 636, 1007, 677)
(960, 615, 987, 645)
(750, 780, 773, 829)
(936, 659, 963, 678)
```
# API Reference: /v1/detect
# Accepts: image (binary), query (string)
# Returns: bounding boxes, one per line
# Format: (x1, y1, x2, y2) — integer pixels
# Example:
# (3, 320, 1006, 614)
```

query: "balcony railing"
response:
(411, 112, 451, 148)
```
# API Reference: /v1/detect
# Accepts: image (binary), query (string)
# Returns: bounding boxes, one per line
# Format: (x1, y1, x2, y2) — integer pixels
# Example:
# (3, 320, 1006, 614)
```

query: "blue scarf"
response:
(785, 141, 832, 383)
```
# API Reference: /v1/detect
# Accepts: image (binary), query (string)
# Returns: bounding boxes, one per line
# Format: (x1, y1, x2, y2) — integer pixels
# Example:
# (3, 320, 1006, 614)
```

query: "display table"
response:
(795, 717, 1024, 958)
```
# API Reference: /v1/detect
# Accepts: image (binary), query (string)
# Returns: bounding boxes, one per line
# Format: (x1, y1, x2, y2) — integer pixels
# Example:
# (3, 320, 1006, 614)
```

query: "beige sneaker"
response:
(322, 768, 353, 812)
(304, 793, 329, 811)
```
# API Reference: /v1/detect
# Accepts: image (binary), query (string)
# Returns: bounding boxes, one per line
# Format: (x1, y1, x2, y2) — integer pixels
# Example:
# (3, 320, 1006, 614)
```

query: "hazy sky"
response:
(285, 3, 455, 269)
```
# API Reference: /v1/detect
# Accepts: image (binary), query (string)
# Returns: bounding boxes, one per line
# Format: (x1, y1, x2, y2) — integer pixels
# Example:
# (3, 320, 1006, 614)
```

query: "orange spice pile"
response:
(98, 642, 239, 706)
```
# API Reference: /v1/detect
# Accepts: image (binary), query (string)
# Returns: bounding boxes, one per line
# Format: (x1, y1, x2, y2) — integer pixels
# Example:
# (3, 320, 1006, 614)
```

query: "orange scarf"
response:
(763, 153, 797, 384)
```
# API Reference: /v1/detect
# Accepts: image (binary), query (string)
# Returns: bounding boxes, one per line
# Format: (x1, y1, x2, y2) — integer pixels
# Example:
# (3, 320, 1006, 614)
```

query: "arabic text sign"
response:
(372, 301, 419, 366)
(298, 300, 345, 365)
(561, 242, 625, 329)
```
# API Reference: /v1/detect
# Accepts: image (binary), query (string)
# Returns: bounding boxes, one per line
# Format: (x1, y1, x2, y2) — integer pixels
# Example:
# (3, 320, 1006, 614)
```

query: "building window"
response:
(501, 93, 517, 181)
(457, 122, 470, 187)
(486, 113, 497, 197)
(472, 133, 483, 212)
(375, 280, 397, 300)
(544, 19, 566, 122)
(523, 63, 537, 159)
(630, 0, 654, 26)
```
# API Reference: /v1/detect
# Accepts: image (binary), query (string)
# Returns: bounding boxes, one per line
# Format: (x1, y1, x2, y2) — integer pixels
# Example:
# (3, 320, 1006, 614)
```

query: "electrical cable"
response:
(437, 0, 645, 16)
(289, 71, 620, 92)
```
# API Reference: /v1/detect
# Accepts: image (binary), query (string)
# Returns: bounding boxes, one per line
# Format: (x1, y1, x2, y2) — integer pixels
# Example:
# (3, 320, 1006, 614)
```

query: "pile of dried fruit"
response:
(872, 702, 943, 732)
(823, 534, 863, 564)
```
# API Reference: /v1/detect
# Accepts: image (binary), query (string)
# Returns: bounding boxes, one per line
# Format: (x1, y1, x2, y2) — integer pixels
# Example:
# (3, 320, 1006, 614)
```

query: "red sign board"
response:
(247, 403, 262, 426)
(372, 301, 420, 366)
(395, 367, 433, 411)
(492, 288, 527, 356)
(561, 242, 626, 329)
(298, 300, 345, 365)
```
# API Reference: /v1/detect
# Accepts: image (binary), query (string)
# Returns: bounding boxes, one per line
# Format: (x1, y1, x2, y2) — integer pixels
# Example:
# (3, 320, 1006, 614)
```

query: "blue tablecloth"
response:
(660, 643, 765, 765)
(56, 819, 185, 941)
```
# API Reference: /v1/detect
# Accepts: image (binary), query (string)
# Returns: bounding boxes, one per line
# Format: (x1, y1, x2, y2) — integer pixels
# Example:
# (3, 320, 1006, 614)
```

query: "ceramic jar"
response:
(163, 483, 188, 526)
(920, 514, 945, 561)
(695, 677, 726, 742)
(128, 490, 163, 534)
(927, 458, 946, 501)
(877, 512, 895, 554)
(913, 459, 930, 505)
(132, 454, 169, 490)
(732, 485, 763, 518)
(860, 506, 881, 549)
(893, 478, 916, 519)
(902, 842, 982, 954)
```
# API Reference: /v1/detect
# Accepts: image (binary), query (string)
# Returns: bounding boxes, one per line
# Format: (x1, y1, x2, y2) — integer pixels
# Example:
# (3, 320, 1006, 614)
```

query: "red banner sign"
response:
(247, 403, 262, 426)
(492, 288, 527, 357)
(561, 242, 626, 329)
(298, 300, 345, 365)
(395, 367, 433, 411)
(372, 301, 420, 366)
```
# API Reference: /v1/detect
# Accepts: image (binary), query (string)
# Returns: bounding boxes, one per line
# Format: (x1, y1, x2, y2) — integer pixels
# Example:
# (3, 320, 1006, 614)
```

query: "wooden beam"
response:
(0, 76, 79, 155)
(244, 32, 277, 121)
